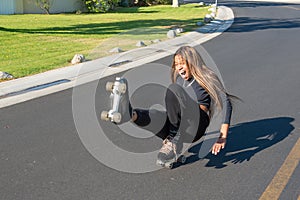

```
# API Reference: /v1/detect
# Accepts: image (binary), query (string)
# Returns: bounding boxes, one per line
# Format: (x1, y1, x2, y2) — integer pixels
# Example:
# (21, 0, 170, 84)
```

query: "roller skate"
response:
(100, 77, 131, 124)
(156, 133, 186, 169)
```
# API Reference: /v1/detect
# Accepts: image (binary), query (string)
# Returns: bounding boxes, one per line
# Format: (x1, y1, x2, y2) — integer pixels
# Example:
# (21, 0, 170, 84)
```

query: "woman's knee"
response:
(165, 83, 184, 102)
(168, 83, 184, 94)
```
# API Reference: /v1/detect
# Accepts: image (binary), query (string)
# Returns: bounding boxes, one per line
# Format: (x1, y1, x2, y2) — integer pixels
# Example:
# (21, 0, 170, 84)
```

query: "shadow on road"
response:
(223, 1, 300, 33)
(228, 17, 300, 32)
(186, 117, 295, 168)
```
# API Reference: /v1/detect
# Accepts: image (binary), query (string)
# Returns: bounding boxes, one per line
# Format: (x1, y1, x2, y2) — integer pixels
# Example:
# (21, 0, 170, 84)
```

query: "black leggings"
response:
(133, 83, 210, 143)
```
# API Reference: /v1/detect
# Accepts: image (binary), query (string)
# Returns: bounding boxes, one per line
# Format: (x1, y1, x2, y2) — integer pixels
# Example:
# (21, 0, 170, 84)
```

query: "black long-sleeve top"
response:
(176, 76, 232, 124)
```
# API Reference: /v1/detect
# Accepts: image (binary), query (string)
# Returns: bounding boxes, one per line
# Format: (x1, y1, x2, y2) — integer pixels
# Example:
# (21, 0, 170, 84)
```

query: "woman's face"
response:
(174, 54, 191, 80)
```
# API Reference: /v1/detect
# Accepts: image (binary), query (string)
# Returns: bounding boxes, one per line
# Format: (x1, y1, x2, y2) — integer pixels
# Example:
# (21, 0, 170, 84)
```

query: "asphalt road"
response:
(1, 1, 300, 200)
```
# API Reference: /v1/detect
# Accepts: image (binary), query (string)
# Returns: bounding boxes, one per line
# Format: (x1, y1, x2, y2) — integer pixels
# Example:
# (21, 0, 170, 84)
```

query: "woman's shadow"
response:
(185, 117, 295, 168)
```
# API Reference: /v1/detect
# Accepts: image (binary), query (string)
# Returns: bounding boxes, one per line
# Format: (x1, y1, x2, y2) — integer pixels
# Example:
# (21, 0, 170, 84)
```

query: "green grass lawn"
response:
(0, 4, 210, 78)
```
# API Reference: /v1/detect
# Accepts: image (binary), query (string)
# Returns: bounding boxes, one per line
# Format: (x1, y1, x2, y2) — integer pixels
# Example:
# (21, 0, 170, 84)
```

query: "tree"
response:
(35, 0, 53, 14)
(172, 0, 179, 7)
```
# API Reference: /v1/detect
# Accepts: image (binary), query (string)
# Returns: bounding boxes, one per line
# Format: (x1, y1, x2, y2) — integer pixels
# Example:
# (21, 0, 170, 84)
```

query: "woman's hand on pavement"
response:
(211, 137, 226, 155)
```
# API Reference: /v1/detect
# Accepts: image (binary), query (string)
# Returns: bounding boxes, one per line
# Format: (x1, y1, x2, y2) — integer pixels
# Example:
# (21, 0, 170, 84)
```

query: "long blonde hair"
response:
(171, 46, 232, 115)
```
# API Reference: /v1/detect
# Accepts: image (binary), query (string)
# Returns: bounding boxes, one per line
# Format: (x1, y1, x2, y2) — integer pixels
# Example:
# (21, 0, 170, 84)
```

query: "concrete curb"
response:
(0, 6, 234, 109)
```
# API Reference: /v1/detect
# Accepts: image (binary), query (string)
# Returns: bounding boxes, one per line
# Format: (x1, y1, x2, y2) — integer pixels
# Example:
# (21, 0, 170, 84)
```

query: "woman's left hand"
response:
(211, 137, 226, 155)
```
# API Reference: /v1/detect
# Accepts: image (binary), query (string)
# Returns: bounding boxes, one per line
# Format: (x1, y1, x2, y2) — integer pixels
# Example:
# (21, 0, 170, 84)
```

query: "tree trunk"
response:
(172, 0, 179, 7)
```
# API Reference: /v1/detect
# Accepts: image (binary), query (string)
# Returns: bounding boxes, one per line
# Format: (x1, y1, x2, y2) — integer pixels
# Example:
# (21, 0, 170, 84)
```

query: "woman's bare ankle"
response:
(132, 111, 138, 122)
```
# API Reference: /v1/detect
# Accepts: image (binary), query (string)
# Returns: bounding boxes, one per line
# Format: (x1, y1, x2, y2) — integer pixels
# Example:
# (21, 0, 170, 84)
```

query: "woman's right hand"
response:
(211, 137, 226, 155)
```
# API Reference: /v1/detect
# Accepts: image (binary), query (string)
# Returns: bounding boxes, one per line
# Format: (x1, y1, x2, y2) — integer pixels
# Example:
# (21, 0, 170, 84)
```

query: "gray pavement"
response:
(1, 1, 300, 200)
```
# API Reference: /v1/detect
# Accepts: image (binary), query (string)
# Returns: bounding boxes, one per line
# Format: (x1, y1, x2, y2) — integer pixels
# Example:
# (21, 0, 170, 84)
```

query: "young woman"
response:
(121, 46, 234, 165)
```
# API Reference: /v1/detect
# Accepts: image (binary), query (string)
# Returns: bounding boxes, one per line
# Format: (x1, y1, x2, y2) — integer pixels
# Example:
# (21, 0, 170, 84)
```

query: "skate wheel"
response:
(165, 162, 173, 169)
(106, 82, 114, 92)
(112, 112, 122, 123)
(119, 83, 127, 94)
(178, 155, 186, 164)
(100, 111, 109, 121)
(156, 160, 164, 167)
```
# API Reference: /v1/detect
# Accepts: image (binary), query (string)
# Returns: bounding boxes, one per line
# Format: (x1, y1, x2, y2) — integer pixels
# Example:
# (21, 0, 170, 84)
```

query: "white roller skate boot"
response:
(101, 77, 132, 124)
(156, 133, 186, 169)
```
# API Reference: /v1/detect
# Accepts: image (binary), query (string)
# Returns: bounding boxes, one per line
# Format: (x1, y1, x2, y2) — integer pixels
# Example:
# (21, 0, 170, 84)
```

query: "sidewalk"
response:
(0, 6, 234, 109)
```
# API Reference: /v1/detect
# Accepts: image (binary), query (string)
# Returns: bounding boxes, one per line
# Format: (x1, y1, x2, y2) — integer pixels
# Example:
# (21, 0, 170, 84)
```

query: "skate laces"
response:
(160, 138, 177, 155)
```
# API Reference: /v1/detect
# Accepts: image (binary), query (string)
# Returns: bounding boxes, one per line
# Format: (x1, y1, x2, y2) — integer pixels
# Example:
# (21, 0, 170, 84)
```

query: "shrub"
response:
(155, 0, 172, 5)
(82, 0, 120, 12)
(120, 0, 135, 7)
